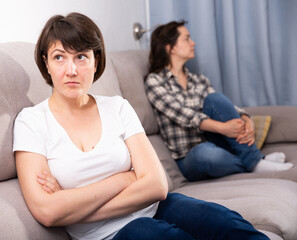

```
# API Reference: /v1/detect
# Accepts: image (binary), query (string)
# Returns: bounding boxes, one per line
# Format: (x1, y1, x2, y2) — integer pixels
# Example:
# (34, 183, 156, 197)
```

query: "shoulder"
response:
(188, 70, 211, 84)
(13, 99, 49, 141)
(93, 95, 132, 114)
(198, 73, 210, 82)
(16, 99, 48, 123)
(93, 94, 127, 107)
(145, 72, 166, 86)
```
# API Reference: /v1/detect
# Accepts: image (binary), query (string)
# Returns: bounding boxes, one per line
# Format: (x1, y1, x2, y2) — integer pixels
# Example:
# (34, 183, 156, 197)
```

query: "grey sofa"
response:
(1, 42, 297, 240)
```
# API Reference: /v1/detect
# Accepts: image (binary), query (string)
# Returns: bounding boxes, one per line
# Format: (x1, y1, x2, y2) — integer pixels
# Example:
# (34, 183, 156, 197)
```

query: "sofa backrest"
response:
(0, 42, 52, 181)
(245, 106, 297, 144)
(0, 42, 122, 181)
(109, 50, 159, 135)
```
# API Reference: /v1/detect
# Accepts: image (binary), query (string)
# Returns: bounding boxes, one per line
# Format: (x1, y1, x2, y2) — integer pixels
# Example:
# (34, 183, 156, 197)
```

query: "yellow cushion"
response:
(252, 115, 272, 149)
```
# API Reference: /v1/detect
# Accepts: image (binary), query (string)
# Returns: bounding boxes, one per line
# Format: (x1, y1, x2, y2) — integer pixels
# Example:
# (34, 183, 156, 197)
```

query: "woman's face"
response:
(170, 26, 195, 62)
(45, 41, 98, 99)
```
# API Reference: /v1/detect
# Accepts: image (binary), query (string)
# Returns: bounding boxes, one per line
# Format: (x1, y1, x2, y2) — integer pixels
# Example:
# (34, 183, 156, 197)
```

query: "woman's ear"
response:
(165, 44, 171, 54)
(166, 44, 174, 55)
(43, 55, 50, 74)
(94, 54, 99, 72)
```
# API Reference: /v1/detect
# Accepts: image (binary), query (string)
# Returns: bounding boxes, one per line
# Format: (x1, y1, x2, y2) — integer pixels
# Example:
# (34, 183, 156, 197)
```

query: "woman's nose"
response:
(66, 60, 77, 76)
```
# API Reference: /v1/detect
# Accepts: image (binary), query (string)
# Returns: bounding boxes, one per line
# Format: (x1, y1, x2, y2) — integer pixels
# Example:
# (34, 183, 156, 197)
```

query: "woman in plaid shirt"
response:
(145, 20, 293, 181)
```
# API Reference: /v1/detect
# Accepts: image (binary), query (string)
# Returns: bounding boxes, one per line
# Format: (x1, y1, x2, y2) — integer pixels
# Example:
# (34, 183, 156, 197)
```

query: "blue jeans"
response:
(177, 93, 264, 181)
(112, 193, 269, 240)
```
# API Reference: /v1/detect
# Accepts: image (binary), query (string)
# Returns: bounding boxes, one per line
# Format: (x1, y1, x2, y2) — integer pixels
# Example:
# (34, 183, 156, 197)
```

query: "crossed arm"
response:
(199, 114, 255, 146)
(16, 132, 168, 227)
(145, 74, 255, 146)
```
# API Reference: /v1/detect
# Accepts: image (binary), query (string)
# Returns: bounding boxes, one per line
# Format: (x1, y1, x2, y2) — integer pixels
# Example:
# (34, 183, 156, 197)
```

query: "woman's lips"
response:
(65, 81, 79, 87)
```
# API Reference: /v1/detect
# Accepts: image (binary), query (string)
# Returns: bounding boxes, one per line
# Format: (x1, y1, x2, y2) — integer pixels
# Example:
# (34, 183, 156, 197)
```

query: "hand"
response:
(37, 170, 62, 194)
(126, 170, 137, 183)
(220, 119, 245, 138)
(236, 116, 255, 146)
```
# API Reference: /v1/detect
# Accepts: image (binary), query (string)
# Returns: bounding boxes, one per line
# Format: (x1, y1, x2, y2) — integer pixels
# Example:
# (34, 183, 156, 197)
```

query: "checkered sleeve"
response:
(145, 73, 208, 129)
(235, 106, 249, 117)
(198, 74, 216, 94)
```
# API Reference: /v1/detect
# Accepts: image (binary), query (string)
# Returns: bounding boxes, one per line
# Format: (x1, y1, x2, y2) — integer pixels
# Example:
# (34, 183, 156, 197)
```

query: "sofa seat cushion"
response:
(1, 180, 284, 240)
(0, 179, 69, 240)
(173, 178, 297, 240)
(260, 231, 283, 240)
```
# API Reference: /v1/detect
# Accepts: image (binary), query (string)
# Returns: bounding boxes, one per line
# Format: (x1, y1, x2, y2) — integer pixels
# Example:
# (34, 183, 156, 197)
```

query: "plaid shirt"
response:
(145, 67, 246, 159)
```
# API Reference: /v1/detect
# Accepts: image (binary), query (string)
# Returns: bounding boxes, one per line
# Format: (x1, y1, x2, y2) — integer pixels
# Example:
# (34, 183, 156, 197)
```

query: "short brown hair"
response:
(35, 12, 106, 86)
(148, 20, 186, 74)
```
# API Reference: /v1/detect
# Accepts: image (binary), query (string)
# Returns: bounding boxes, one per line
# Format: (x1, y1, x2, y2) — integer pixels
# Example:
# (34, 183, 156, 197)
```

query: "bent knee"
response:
(188, 143, 227, 165)
(204, 92, 230, 106)
(204, 203, 258, 234)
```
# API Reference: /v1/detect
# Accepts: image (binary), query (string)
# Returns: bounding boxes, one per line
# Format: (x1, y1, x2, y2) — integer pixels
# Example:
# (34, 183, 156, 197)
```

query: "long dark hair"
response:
(148, 20, 187, 74)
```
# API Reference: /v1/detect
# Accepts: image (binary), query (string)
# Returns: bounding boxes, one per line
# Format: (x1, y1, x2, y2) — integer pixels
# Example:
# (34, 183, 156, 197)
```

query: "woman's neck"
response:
(168, 57, 186, 77)
(168, 62, 187, 90)
(168, 62, 185, 78)
(49, 91, 92, 114)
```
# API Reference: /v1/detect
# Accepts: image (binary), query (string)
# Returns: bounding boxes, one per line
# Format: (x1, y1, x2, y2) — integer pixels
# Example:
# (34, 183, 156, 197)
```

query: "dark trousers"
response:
(112, 193, 269, 240)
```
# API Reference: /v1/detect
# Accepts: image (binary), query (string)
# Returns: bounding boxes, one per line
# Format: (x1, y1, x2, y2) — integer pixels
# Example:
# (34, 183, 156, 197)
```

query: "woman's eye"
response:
(54, 55, 63, 61)
(77, 54, 86, 60)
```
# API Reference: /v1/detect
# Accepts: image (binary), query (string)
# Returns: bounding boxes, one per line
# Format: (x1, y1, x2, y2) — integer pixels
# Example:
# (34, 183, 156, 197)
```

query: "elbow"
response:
(40, 218, 55, 228)
(154, 178, 169, 201)
(158, 187, 168, 201)
(160, 181, 169, 201)
(32, 206, 61, 227)
(152, 168, 169, 201)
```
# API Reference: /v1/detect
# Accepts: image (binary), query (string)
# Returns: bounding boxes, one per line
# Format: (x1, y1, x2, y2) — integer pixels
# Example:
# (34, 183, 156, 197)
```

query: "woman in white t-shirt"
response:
(13, 12, 269, 240)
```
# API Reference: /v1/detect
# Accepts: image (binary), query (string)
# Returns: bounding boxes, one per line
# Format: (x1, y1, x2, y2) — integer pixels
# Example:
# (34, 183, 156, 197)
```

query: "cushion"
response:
(251, 115, 271, 149)
(259, 231, 283, 240)
(148, 135, 186, 191)
(0, 42, 52, 181)
(89, 52, 122, 97)
(109, 50, 159, 135)
(245, 106, 297, 143)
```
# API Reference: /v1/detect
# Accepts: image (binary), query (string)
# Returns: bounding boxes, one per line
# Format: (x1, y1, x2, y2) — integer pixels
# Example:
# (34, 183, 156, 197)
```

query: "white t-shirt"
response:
(13, 95, 158, 240)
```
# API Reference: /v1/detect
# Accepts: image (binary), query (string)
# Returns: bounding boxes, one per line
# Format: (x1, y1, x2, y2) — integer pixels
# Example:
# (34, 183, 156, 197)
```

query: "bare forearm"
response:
(81, 134, 169, 223)
(29, 171, 135, 226)
(81, 173, 168, 223)
(199, 118, 223, 133)
(199, 118, 245, 138)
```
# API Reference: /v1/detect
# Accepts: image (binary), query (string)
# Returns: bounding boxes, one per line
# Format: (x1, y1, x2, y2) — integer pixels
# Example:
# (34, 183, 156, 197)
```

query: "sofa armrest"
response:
(244, 105, 297, 144)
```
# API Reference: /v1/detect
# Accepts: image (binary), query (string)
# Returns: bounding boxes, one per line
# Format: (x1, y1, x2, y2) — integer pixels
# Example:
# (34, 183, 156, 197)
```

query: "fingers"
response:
(227, 119, 245, 136)
(39, 171, 55, 184)
(42, 184, 54, 194)
(37, 170, 61, 193)
(237, 119, 246, 133)
(37, 174, 56, 193)
(248, 138, 255, 146)
(237, 133, 255, 145)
